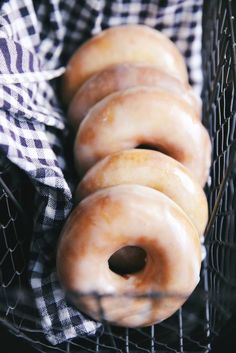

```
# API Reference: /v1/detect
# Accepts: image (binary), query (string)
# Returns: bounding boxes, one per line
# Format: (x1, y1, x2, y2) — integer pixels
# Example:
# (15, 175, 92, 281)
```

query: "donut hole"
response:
(136, 144, 170, 156)
(108, 246, 147, 277)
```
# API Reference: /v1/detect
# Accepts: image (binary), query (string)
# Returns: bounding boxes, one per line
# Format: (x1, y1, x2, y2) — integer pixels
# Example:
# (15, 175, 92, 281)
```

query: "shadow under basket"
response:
(1, 0, 236, 352)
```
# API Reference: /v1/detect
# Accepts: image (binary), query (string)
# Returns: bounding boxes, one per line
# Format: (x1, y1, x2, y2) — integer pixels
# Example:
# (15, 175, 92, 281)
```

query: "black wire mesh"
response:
(0, 155, 34, 334)
(202, 0, 236, 339)
(0, 0, 236, 352)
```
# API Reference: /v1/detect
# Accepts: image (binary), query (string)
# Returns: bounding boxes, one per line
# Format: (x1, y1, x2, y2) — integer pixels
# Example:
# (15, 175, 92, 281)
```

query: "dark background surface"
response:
(0, 326, 36, 353)
(1, 313, 236, 353)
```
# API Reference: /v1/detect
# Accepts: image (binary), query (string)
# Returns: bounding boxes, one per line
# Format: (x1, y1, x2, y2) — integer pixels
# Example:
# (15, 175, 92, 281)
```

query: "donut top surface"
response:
(75, 149, 208, 236)
(63, 25, 189, 104)
(57, 184, 201, 327)
(68, 63, 200, 129)
(74, 86, 211, 185)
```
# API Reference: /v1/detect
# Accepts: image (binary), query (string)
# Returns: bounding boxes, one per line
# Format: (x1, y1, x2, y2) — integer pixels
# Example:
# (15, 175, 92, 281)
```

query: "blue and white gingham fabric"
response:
(0, 0, 203, 345)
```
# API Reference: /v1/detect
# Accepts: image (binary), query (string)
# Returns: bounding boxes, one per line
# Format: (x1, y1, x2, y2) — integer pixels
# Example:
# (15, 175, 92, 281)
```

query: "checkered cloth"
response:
(0, 0, 203, 345)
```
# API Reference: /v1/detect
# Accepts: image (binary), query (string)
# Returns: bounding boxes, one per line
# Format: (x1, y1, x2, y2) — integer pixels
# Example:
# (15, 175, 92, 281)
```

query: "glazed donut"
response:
(57, 184, 201, 327)
(68, 63, 200, 129)
(75, 149, 208, 236)
(63, 25, 188, 104)
(74, 87, 211, 186)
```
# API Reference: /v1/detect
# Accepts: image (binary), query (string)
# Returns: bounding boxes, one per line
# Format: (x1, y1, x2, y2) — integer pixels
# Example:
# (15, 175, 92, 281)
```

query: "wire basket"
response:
(1, 0, 236, 352)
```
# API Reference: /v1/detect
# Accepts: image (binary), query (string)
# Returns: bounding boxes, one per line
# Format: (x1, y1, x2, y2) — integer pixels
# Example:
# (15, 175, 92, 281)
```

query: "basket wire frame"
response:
(1, 0, 236, 352)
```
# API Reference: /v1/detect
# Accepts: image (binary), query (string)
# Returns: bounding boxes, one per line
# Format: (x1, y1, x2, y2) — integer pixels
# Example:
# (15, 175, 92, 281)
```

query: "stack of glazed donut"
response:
(57, 25, 211, 328)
